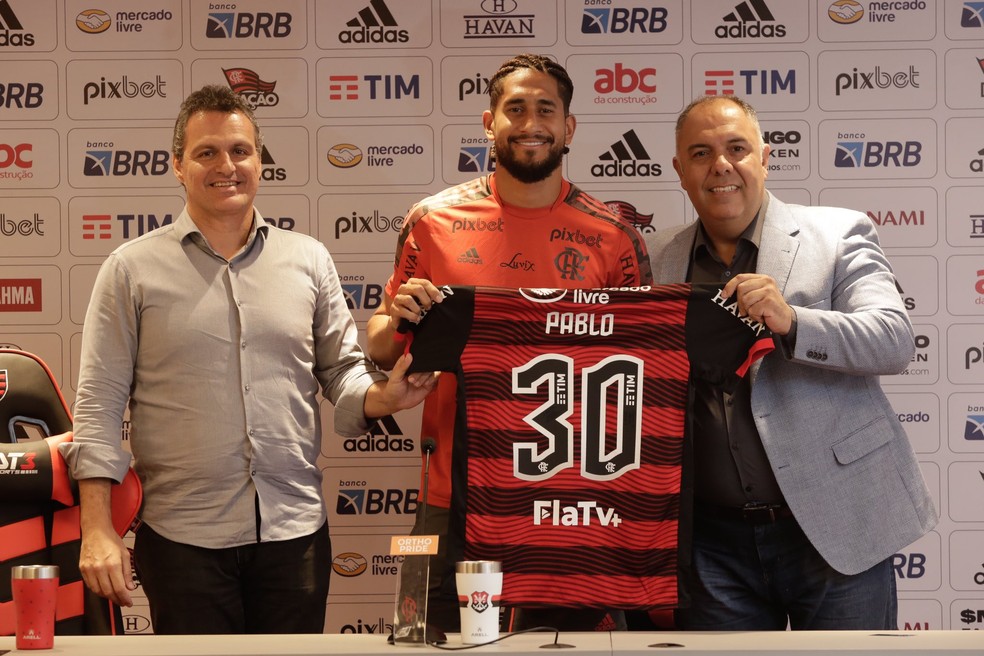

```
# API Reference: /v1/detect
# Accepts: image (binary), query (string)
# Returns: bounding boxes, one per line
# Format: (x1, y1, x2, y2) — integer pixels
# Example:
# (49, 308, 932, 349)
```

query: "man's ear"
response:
(482, 109, 494, 139)
(173, 154, 184, 186)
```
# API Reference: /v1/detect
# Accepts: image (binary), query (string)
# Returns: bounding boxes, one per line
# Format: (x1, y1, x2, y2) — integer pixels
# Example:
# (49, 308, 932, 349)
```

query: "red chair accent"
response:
(0, 349, 142, 636)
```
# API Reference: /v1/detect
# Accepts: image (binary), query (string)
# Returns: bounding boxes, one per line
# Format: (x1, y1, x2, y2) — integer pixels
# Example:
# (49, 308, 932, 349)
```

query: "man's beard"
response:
(494, 137, 566, 184)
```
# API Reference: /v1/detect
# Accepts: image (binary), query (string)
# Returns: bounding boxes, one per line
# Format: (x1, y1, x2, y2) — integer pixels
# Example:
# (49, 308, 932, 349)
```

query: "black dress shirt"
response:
(686, 203, 787, 508)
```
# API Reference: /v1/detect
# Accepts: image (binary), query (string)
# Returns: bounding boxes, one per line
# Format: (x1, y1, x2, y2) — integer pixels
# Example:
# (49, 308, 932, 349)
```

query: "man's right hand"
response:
(386, 278, 445, 333)
(78, 479, 135, 607)
(367, 278, 444, 369)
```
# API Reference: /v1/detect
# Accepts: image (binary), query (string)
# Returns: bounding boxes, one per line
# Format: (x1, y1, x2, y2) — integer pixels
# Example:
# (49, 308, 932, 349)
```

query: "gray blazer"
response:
(646, 191, 938, 575)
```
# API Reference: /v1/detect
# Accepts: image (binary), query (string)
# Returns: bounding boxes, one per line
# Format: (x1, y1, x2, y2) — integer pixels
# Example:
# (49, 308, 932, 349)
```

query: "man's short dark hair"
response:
(172, 85, 262, 159)
(488, 54, 574, 115)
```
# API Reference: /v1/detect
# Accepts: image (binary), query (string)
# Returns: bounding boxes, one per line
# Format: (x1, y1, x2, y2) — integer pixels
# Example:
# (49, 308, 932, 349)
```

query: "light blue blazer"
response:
(645, 191, 938, 575)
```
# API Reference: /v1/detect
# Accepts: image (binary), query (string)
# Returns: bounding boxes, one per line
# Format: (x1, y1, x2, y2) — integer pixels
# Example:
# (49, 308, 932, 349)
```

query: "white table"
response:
(611, 630, 982, 655)
(0, 630, 980, 656)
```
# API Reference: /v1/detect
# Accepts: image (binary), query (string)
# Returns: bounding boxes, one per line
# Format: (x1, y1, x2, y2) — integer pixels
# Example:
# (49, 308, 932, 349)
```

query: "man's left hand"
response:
(365, 353, 440, 418)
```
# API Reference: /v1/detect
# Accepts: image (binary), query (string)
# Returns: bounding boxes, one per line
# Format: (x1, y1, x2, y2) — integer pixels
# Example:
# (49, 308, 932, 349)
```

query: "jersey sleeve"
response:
(404, 285, 475, 374)
(385, 203, 431, 299)
(615, 222, 654, 287)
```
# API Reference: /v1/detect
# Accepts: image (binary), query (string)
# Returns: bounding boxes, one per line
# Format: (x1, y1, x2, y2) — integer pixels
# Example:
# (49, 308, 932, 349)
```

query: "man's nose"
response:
(712, 152, 733, 173)
(215, 151, 236, 173)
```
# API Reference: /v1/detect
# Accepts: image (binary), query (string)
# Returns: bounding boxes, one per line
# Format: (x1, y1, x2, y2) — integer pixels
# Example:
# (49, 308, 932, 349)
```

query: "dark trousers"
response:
(678, 508, 897, 630)
(134, 522, 332, 634)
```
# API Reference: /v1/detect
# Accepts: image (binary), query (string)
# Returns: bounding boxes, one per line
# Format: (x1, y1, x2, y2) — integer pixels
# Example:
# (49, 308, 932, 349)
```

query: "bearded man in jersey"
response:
(367, 54, 652, 633)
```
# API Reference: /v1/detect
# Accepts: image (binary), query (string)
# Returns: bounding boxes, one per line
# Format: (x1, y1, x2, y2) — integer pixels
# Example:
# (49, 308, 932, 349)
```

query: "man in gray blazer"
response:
(646, 95, 937, 630)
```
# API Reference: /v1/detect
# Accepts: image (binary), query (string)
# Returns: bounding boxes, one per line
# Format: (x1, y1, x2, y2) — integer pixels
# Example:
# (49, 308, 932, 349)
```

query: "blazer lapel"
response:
(756, 192, 800, 295)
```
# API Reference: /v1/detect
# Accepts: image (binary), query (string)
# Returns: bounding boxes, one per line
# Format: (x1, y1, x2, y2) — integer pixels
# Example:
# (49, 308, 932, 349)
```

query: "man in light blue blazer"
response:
(646, 95, 937, 630)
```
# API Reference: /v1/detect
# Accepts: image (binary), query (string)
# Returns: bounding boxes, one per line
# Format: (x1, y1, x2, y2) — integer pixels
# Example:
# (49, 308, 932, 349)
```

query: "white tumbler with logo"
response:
(455, 560, 502, 644)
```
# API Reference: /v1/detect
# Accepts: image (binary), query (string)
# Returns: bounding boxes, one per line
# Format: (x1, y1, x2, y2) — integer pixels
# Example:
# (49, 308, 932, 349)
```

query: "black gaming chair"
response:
(0, 349, 141, 636)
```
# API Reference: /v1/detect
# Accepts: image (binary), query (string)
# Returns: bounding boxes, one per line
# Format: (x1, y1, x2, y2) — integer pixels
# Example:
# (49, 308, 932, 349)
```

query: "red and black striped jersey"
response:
(387, 174, 653, 509)
(404, 283, 775, 609)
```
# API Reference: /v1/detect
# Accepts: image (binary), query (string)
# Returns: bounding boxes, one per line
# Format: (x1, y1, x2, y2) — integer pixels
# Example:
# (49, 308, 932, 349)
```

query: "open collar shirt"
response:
(64, 207, 385, 547)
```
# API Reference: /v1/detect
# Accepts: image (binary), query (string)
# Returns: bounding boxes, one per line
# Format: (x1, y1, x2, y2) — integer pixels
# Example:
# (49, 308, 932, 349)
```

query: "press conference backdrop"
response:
(1, 0, 982, 635)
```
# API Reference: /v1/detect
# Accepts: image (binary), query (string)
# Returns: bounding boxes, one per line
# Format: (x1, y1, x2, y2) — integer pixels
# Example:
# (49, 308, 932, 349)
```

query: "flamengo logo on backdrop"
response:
(581, 6, 669, 34)
(605, 200, 655, 233)
(0, 0, 35, 47)
(205, 10, 292, 38)
(463, 0, 534, 39)
(340, 0, 407, 44)
(592, 130, 661, 178)
(704, 69, 795, 96)
(223, 68, 279, 109)
(962, 2, 984, 27)
(0, 278, 41, 312)
(716, 0, 787, 39)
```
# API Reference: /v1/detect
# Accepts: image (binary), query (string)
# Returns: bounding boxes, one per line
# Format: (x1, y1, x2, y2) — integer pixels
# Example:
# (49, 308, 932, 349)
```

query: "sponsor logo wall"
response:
(1, 0, 981, 633)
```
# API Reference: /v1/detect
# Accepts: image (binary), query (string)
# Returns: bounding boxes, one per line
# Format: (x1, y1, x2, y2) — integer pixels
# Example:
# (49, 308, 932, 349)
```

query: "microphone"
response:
(418, 437, 445, 645)
(420, 437, 436, 528)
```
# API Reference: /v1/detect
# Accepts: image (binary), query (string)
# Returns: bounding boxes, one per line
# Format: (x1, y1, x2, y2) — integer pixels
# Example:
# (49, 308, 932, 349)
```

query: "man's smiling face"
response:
(173, 110, 261, 224)
(483, 68, 574, 185)
(673, 98, 770, 238)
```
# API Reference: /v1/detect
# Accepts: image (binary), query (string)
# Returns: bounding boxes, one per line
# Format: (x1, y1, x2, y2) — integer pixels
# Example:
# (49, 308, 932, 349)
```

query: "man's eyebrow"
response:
(502, 96, 558, 107)
(686, 136, 750, 151)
